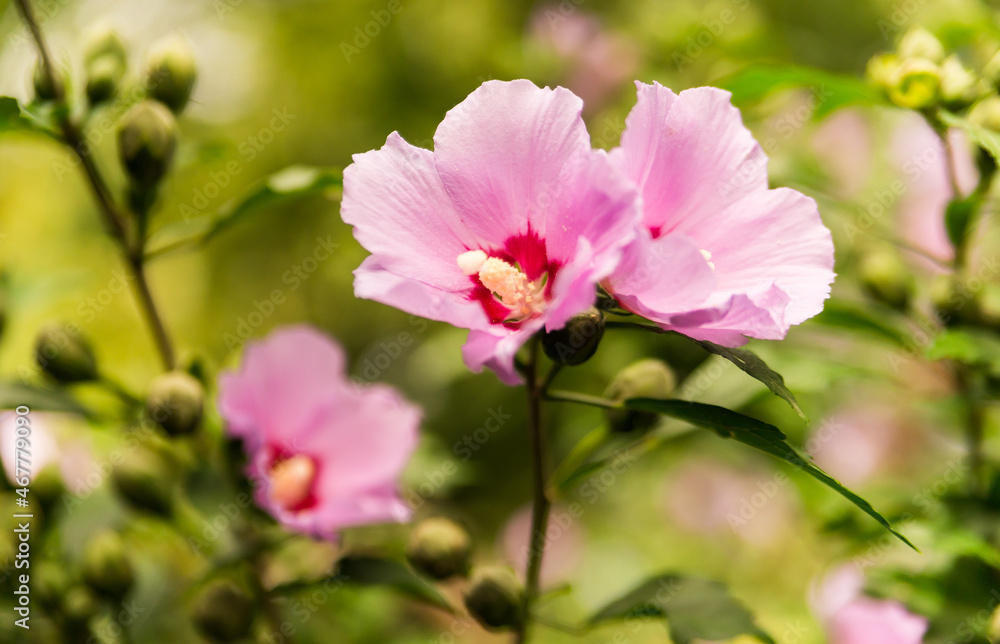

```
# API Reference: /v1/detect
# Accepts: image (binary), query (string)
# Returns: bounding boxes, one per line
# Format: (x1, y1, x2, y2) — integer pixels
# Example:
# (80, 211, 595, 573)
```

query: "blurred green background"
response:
(2, 0, 1000, 642)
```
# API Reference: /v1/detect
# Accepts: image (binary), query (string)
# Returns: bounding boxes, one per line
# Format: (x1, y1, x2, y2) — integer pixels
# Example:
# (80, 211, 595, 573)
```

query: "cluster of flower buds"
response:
(83, 24, 128, 105)
(404, 517, 524, 630)
(868, 27, 999, 117)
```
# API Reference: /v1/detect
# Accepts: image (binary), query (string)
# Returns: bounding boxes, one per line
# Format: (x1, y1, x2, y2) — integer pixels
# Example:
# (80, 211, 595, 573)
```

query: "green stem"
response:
(14, 0, 176, 371)
(515, 339, 551, 644)
(544, 389, 619, 410)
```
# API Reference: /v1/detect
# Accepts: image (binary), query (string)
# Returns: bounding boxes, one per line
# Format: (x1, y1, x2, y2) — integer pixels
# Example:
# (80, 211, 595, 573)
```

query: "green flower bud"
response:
(83, 26, 127, 105)
(32, 464, 66, 514)
(888, 58, 941, 110)
(190, 580, 255, 642)
(62, 586, 99, 629)
(118, 100, 178, 190)
(81, 530, 134, 600)
(406, 517, 472, 580)
(541, 307, 605, 366)
(931, 274, 971, 327)
(604, 359, 676, 433)
(858, 248, 914, 310)
(145, 370, 204, 436)
(897, 27, 945, 64)
(969, 96, 1000, 132)
(111, 446, 174, 516)
(86, 56, 124, 105)
(146, 35, 197, 113)
(463, 565, 523, 631)
(34, 324, 98, 384)
(939, 56, 983, 110)
(84, 25, 127, 68)
(975, 283, 1000, 330)
(35, 562, 71, 612)
(32, 59, 59, 102)
(866, 53, 900, 92)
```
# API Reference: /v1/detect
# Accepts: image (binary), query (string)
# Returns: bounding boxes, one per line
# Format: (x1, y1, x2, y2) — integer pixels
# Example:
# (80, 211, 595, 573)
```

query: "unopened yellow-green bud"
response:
(62, 586, 99, 628)
(897, 27, 945, 64)
(888, 58, 941, 110)
(541, 307, 605, 366)
(604, 359, 676, 433)
(463, 566, 523, 630)
(146, 35, 197, 113)
(939, 56, 983, 109)
(406, 517, 472, 580)
(969, 96, 1000, 132)
(975, 283, 1000, 330)
(81, 530, 134, 600)
(146, 371, 204, 436)
(84, 25, 127, 68)
(190, 580, 255, 642)
(866, 53, 900, 92)
(858, 249, 914, 310)
(34, 324, 98, 383)
(118, 100, 178, 189)
(32, 464, 66, 512)
(931, 274, 971, 326)
(111, 445, 174, 515)
(86, 55, 125, 105)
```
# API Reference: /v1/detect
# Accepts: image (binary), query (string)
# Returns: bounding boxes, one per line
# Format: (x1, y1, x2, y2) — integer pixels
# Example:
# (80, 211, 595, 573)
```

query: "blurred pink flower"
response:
(528, 7, 640, 112)
(604, 81, 835, 346)
(0, 411, 92, 494)
(813, 566, 928, 644)
(813, 109, 873, 199)
(502, 504, 583, 587)
(217, 326, 420, 540)
(342, 80, 640, 384)
(662, 459, 794, 545)
(891, 113, 978, 266)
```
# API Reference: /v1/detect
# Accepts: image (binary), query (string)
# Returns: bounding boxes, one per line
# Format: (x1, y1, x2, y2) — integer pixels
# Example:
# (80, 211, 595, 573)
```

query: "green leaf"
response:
(813, 300, 909, 346)
(945, 195, 977, 251)
(0, 382, 90, 416)
(588, 574, 775, 644)
(694, 340, 806, 420)
(0, 96, 57, 139)
(623, 398, 918, 550)
(939, 111, 1000, 163)
(715, 64, 885, 119)
(335, 555, 453, 612)
(146, 165, 342, 256)
(926, 328, 1000, 375)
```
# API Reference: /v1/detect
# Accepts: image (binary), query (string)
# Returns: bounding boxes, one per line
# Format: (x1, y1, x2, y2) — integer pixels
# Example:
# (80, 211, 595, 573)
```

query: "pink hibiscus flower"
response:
(603, 81, 836, 346)
(217, 326, 420, 539)
(341, 80, 640, 384)
(813, 566, 928, 644)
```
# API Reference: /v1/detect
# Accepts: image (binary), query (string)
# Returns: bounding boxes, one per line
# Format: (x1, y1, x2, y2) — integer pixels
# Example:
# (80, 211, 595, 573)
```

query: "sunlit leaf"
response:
(0, 96, 57, 139)
(940, 111, 1000, 162)
(623, 398, 917, 550)
(926, 328, 1000, 375)
(588, 574, 775, 644)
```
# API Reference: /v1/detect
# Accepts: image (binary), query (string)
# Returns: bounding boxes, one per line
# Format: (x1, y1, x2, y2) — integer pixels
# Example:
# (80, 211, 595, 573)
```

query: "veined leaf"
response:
(939, 111, 1000, 162)
(694, 340, 806, 420)
(588, 574, 775, 644)
(623, 398, 917, 550)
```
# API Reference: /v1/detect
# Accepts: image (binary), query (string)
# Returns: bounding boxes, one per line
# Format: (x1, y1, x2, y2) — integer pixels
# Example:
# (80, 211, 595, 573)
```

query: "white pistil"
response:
(700, 249, 716, 271)
(457, 249, 489, 275)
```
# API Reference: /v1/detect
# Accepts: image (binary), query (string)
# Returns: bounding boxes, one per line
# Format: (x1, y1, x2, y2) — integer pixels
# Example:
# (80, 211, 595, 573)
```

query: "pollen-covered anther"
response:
(269, 454, 316, 511)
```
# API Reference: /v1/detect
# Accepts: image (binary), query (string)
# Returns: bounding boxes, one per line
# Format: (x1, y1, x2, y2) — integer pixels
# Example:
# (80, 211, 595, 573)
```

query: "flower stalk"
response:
(14, 0, 176, 371)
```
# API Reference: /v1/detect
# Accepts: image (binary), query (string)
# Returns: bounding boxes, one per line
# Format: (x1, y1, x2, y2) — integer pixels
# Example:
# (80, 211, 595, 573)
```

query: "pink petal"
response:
(612, 82, 769, 235)
(217, 326, 349, 446)
(341, 132, 481, 293)
(462, 321, 544, 386)
(826, 598, 928, 644)
(433, 79, 593, 245)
